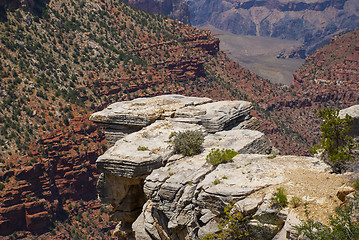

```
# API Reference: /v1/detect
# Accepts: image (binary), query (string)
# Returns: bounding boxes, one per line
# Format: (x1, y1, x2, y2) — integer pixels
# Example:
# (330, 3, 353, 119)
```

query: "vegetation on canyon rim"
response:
(202, 200, 250, 240)
(204, 107, 359, 239)
(296, 194, 359, 239)
(203, 188, 359, 240)
(310, 108, 357, 173)
(292, 108, 359, 239)
(171, 130, 204, 156)
(271, 187, 288, 208)
(206, 148, 238, 166)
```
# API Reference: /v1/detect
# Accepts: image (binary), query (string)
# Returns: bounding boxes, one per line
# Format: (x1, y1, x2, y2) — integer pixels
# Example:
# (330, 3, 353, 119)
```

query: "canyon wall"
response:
(188, 0, 359, 57)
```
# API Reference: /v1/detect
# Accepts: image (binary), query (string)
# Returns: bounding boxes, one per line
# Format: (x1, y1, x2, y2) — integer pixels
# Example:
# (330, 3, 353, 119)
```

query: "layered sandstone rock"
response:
(137, 154, 336, 239)
(90, 95, 252, 146)
(0, 117, 104, 235)
(91, 95, 344, 239)
(90, 95, 264, 237)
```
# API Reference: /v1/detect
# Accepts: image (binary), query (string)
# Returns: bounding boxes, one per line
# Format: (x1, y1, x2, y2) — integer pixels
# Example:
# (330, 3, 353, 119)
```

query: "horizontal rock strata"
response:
(90, 95, 263, 238)
(90, 95, 252, 146)
(91, 95, 343, 239)
(136, 154, 334, 239)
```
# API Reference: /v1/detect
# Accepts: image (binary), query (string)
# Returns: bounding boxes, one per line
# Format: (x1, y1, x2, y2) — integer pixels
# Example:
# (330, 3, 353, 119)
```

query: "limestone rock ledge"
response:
(90, 95, 341, 239)
(90, 95, 253, 146)
(136, 154, 334, 240)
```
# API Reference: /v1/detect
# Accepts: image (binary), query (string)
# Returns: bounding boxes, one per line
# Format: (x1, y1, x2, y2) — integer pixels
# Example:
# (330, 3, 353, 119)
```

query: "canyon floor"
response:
(200, 25, 305, 85)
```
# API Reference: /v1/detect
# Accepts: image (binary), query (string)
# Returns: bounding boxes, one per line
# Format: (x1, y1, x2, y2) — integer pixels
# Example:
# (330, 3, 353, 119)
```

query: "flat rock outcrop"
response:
(90, 95, 252, 146)
(90, 95, 266, 236)
(91, 95, 344, 239)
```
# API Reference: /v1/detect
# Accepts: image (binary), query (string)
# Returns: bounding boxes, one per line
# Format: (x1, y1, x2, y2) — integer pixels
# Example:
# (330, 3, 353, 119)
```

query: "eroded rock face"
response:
(0, 117, 104, 235)
(90, 95, 343, 239)
(90, 95, 263, 237)
(135, 154, 336, 239)
(188, 0, 359, 56)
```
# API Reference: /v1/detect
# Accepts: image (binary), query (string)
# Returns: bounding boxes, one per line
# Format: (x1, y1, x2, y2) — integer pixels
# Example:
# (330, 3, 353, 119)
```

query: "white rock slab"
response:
(96, 120, 204, 178)
(90, 95, 212, 126)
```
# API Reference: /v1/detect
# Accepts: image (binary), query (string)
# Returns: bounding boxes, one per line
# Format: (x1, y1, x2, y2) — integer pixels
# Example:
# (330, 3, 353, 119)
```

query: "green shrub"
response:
(0, 183, 4, 191)
(206, 148, 238, 166)
(271, 187, 288, 208)
(310, 108, 356, 173)
(137, 146, 149, 151)
(267, 154, 276, 159)
(296, 195, 359, 239)
(213, 179, 221, 185)
(171, 130, 204, 156)
(290, 196, 302, 208)
(202, 200, 250, 240)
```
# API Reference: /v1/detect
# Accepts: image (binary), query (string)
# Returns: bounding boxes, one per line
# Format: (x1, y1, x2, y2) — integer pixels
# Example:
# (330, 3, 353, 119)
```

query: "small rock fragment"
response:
(336, 184, 355, 202)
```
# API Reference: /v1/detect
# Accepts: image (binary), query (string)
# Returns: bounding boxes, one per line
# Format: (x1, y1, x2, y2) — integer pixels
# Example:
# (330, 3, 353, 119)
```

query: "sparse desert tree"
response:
(311, 108, 356, 173)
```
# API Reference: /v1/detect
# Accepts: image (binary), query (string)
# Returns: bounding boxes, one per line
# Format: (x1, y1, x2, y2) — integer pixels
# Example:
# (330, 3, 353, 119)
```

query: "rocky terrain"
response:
(90, 95, 356, 239)
(0, 0, 278, 237)
(0, 0, 358, 238)
(0, 0, 226, 237)
(188, 0, 359, 57)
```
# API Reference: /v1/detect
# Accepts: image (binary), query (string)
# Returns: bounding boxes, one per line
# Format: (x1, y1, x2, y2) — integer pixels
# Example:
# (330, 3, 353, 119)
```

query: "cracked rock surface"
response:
(90, 95, 345, 239)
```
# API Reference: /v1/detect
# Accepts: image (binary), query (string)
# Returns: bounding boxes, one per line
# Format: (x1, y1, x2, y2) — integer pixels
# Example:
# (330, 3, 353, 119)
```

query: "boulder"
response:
(336, 184, 355, 202)
(235, 197, 263, 215)
(272, 210, 302, 240)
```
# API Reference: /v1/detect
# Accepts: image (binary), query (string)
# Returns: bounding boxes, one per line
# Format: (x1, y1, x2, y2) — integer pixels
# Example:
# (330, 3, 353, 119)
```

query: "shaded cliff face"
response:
(122, 0, 191, 24)
(188, 0, 359, 56)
